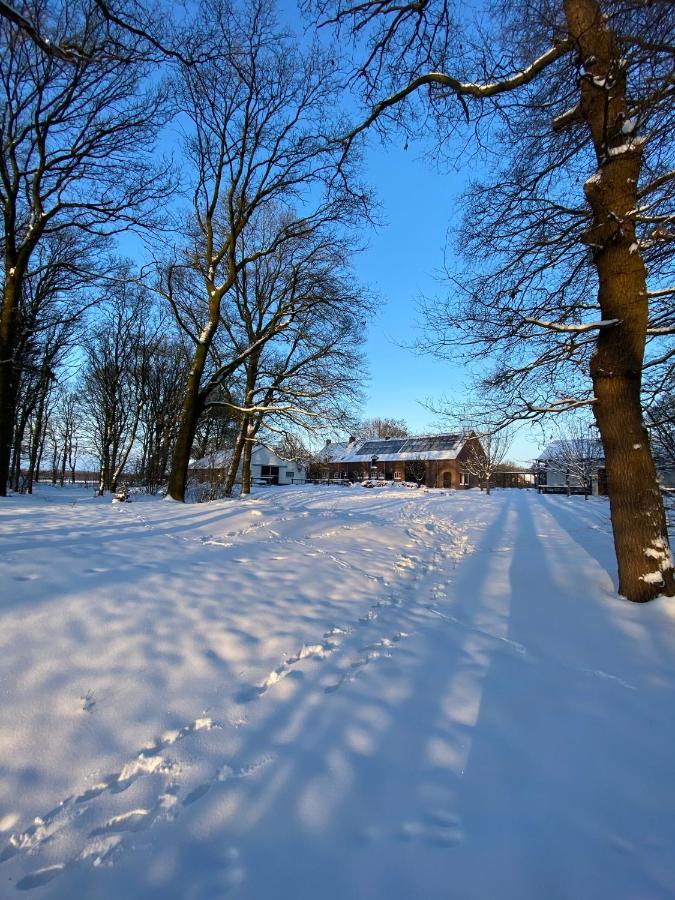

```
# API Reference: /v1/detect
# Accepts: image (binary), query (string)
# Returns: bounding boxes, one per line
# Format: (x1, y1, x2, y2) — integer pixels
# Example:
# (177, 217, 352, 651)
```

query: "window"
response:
(394, 470, 402, 480)
(459, 471, 468, 486)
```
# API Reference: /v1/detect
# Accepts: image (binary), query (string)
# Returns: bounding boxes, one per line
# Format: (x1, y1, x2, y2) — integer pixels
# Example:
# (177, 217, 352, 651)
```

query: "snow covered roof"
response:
(190, 445, 302, 470)
(190, 449, 236, 470)
(325, 433, 469, 464)
(537, 438, 605, 462)
(315, 441, 353, 463)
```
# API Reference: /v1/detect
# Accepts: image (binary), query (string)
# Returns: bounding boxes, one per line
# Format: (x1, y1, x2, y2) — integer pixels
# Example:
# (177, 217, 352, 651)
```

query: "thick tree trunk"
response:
(566, 0, 674, 600)
(168, 340, 210, 501)
(51, 439, 59, 485)
(98, 435, 112, 495)
(10, 408, 27, 491)
(59, 444, 67, 487)
(70, 442, 77, 483)
(225, 355, 259, 497)
(111, 403, 142, 493)
(26, 387, 47, 494)
(0, 275, 21, 497)
(241, 421, 253, 496)
(224, 421, 247, 497)
(36, 414, 50, 484)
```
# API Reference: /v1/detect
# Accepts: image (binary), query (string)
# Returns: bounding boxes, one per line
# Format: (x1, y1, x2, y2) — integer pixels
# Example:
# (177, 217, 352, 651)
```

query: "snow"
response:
(537, 437, 604, 461)
(338, 434, 465, 464)
(607, 136, 646, 157)
(1, 484, 675, 898)
(640, 571, 665, 585)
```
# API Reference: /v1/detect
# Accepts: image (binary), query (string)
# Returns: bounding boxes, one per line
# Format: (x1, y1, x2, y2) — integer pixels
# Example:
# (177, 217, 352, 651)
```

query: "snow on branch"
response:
(341, 40, 572, 148)
(522, 396, 596, 415)
(524, 317, 620, 333)
(552, 103, 583, 131)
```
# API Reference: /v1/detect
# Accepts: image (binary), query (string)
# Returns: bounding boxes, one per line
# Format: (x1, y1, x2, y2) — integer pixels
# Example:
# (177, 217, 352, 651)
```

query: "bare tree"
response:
(5, 232, 93, 489)
(355, 417, 408, 441)
(136, 336, 189, 492)
(405, 458, 426, 487)
(0, 0, 171, 495)
(538, 421, 604, 499)
(646, 395, 675, 474)
(161, 0, 368, 502)
(209, 221, 367, 496)
(80, 278, 157, 494)
(55, 390, 79, 485)
(312, 0, 675, 601)
(0, 0, 206, 66)
(460, 430, 512, 496)
(21, 329, 72, 493)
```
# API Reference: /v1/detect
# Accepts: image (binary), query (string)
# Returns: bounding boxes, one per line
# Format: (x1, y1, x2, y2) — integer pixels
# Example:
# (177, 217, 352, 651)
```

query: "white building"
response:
(535, 439, 606, 494)
(536, 438, 675, 494)
(191, 445, 305, 486)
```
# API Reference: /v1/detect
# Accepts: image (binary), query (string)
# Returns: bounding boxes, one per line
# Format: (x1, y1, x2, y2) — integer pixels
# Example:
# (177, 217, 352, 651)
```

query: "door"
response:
(261, 465, 279, 485)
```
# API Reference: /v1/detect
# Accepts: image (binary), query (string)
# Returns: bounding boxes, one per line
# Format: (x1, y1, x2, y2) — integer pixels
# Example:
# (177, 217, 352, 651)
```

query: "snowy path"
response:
(1, 486, 675, 898)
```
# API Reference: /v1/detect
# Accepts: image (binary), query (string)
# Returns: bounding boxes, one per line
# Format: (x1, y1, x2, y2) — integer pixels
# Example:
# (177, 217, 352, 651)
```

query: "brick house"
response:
(316, 432, 485, 488)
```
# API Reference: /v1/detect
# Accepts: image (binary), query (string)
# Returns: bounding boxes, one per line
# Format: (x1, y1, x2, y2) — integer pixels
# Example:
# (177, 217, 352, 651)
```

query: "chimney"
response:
(325, 439, 331, 446)
(349, 435, 355, 444)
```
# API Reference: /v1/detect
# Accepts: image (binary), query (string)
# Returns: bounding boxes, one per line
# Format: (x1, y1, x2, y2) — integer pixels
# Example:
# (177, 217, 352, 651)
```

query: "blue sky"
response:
(268, 1, 546, 463)
(353, 138, 467, 426)
(130, 0, 547, 465)
(342, 131, 545, 464)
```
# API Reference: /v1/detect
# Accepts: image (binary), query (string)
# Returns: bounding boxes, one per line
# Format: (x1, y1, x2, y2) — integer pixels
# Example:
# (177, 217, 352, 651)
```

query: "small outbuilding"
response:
(191, 445, 305, 486)
(534, 439, 606, 495)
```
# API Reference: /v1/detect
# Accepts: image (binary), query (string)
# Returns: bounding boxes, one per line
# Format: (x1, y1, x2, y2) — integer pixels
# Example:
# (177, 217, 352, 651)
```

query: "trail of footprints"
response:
(359, 808, 464, 851)
(7, 506, 467, 892)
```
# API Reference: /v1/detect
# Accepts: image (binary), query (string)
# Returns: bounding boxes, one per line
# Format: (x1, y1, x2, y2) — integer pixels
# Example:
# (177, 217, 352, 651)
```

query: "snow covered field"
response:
(1, 484, 674, 899)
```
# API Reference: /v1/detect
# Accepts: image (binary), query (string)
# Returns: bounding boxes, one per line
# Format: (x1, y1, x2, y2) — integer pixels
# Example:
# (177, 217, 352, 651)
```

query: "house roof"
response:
(190, 444, 303, 470)
(322, 433, 470, 464)
(537, 438, 605, 462)
(316, 441, 353, 463)
(190, 449, 236, 470)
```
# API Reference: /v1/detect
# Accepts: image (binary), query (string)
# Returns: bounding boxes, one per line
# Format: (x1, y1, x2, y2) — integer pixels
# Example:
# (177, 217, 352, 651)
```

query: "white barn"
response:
(536, 438, 675, 494)
(191, 445, 305, 486)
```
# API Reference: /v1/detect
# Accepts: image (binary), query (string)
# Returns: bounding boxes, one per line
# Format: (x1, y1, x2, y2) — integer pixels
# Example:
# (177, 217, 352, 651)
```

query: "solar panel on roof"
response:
(404, 435, 461, 453)
(356, 439, 407, 456)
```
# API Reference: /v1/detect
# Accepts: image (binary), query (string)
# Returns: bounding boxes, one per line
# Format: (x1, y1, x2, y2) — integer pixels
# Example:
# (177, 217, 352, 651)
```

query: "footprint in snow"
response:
(237, 642, 335, 702)
(0, 719, 214, 866)
(184, 755, 275, 808)
(16, 795, 179, 891)
(398, 809, 464, 848)
(358, 810, 463, 851)
(185, 846, 245, 899)
(16, 864, 67, 891)
(325, 632, 408, 693)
